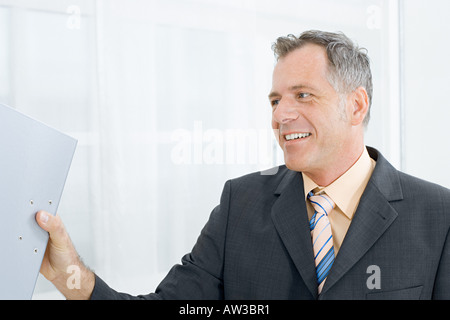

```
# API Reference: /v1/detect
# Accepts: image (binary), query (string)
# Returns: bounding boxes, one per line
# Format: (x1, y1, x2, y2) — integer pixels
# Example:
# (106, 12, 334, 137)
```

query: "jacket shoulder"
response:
(397, 170, 450, 200)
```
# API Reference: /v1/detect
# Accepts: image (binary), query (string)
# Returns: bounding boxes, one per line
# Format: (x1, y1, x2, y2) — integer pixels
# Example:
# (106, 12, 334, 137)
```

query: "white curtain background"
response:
(402, 0, 450, 188)
(0, 0, 448, 299)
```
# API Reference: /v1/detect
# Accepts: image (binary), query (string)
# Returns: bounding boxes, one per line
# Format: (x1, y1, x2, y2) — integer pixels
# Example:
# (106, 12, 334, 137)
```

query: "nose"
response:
(272, 98, 299, 125)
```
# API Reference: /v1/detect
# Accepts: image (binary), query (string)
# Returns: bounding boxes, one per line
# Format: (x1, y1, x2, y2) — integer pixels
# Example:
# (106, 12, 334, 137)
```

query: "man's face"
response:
(269, 44, 355, 181)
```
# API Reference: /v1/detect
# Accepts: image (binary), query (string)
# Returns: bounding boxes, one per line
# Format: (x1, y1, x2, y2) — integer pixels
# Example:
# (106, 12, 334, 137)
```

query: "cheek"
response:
(271, 117, 278, 130)
(318, 120, 348, 150)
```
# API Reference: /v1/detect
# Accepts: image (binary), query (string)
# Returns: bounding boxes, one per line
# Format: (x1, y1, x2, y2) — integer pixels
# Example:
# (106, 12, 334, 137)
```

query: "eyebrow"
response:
(268, 84, 317, 99)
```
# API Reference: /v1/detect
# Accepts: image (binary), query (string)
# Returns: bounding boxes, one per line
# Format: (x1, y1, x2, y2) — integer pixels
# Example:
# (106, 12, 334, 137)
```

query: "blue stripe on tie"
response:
(309, 212, 317, 231)
(316, 248, 334, 283)
(317, 257, 334, 282)
(316, 247, 334, 275)
(312, 221, 331, 247)
(311, 214, 325, 231)
(316, 247, 333, 270)
(310, 212, 321, 230)
(318, 194, 333, 210)
(309, 199, 328, 216)
(317, 259, 334, 284)
(317, 258, 334, 284)
(313, 235, 332, 260)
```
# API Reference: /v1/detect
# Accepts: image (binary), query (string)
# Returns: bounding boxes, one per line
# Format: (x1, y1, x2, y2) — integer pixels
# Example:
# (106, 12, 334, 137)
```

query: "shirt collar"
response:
(302, 147, 376, 219)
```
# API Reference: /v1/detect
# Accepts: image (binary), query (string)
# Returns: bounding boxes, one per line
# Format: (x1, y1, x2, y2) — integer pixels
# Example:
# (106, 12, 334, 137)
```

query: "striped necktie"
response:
(308, 191, 335, 294)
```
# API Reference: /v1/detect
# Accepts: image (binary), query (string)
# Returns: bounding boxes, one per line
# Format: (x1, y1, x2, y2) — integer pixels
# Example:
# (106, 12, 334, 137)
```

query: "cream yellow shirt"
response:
(303, 147, 376, 255)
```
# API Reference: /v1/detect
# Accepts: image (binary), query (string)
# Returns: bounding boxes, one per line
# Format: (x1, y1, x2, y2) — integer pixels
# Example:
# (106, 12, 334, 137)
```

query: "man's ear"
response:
(350, 86, 369, 126)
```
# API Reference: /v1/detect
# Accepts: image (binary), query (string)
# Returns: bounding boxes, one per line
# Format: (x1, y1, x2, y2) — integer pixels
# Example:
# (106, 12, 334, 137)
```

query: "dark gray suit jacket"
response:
(91, 147, 450, 300)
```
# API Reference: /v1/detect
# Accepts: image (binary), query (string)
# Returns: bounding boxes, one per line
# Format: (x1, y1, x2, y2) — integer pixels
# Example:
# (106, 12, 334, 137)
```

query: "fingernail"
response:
(40, 212, 49, 224)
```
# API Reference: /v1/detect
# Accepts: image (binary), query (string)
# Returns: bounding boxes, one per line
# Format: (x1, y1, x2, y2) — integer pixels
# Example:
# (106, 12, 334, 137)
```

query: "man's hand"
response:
(35, 211, 95, 299)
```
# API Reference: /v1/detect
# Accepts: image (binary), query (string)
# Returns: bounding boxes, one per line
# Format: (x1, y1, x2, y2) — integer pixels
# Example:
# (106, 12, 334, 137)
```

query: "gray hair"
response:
(272, 30, 373, 126)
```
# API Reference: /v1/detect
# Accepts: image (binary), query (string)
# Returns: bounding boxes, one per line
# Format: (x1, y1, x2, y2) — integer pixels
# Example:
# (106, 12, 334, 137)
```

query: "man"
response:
(36, 30, 450, 299)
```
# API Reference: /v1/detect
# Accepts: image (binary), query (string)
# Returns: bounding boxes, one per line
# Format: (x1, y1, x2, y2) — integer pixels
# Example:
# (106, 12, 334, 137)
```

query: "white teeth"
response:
(285, 133, 311, 141)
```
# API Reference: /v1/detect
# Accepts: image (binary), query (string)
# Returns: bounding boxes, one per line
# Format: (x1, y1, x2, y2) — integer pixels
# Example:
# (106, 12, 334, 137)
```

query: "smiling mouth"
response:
(284, 133, 312, 141)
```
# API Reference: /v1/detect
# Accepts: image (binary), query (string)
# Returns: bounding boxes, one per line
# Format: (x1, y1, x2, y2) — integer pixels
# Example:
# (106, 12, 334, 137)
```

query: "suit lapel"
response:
(320, 179, 398, 294)
(271, 170, 318, 299)
(321, 147, 403, 295)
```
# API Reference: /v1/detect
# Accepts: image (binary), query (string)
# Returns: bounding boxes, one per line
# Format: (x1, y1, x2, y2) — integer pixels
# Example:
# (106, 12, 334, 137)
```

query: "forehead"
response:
(271, 43, 331, 91)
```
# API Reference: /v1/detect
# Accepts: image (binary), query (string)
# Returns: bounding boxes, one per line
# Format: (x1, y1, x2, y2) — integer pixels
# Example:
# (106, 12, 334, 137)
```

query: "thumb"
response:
(36, 211, 65, 238)
(35, 210, 80, 286)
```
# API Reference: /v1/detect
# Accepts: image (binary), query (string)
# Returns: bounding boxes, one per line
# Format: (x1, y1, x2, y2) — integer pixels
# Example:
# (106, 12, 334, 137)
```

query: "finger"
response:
(36, 210, 52, 231)
(35, 211, 66, 240)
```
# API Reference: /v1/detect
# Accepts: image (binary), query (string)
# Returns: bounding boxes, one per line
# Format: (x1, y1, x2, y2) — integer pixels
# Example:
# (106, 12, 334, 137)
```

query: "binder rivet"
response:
(34, 248, 38, 254)
(19, 236, 23, 240)
(30, 200, 34, 205)
(49, 200, 52, 205)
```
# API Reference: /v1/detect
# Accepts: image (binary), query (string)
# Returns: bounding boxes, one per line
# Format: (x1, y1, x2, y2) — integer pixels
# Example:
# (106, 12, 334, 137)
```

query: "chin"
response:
(283, 157, 305, 173)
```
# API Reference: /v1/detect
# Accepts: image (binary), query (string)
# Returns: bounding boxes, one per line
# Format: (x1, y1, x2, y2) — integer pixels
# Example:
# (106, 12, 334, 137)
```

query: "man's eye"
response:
(271, 100, 279, 107)
(298, 93, 311, 99)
